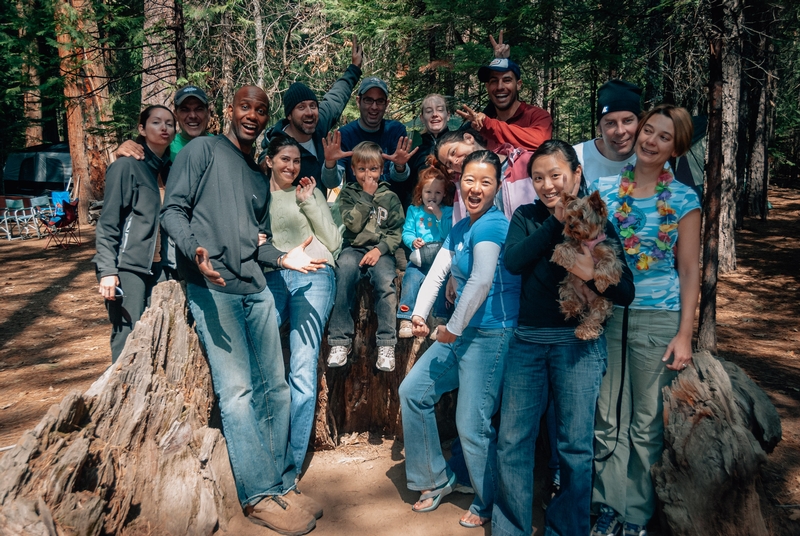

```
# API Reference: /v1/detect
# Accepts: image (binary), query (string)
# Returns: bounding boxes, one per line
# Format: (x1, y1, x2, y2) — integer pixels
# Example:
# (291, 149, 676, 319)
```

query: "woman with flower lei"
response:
(588, 104, 701, 536)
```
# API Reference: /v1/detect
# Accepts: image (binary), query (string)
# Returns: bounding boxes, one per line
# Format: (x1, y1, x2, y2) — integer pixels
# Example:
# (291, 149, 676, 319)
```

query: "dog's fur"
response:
(550, 190, 623, 340)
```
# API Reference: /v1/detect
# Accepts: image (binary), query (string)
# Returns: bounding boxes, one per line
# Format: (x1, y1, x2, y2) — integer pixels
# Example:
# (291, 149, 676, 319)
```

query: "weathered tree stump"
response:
(0, 274, 451, 534)
(312, 273, 455, 449)
(0, 281, 265, 536)
(652, 350, 782, 536)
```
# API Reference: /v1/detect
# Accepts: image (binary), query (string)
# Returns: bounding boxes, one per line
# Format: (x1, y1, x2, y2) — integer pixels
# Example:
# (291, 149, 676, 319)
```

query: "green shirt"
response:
(169, 131, 213, 162)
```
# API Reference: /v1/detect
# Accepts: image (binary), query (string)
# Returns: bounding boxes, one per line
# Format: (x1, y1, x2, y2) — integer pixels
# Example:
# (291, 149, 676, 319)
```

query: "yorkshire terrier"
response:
(551, 190, 623, 340)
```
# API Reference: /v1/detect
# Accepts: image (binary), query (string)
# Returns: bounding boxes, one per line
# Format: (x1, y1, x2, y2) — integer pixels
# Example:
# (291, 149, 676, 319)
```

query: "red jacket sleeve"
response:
(481, 105, 553, 152)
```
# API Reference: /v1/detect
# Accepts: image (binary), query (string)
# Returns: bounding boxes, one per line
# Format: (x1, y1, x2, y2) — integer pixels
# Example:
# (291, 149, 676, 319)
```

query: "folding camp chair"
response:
(41, 192, 82, 249)
(29, 195, 53, 238)
(1, 199, 25, 240)
(14, 202, 42, 239)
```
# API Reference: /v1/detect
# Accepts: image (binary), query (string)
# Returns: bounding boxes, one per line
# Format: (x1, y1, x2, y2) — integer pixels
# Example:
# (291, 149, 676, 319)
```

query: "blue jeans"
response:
(266, 266, 336, 471)
(186, 282, 296, 506)
(492, 328, 607, 536)
(399, 326, 512, 518)
(328, 247, 397, 347)
(397, 262, 450, 320)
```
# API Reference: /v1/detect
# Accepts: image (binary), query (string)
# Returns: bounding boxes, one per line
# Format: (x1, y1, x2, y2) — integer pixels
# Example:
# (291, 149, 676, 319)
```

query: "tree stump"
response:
(652, 350, 782, 536)
(0, 275, 452, 534)
(312, 273, 455, 449)
(0, 281, 264, 535)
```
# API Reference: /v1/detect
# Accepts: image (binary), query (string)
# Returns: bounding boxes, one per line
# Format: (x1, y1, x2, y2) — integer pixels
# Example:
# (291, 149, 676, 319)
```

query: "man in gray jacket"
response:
(161, 85, 327, 536)
(258, 39, 364, 195)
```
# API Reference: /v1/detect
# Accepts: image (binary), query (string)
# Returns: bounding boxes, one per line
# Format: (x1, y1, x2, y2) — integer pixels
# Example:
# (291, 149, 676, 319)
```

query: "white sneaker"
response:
(376, 346, 395, 372)
(327, 346, 350, 367)
(398, 320, 413, 339)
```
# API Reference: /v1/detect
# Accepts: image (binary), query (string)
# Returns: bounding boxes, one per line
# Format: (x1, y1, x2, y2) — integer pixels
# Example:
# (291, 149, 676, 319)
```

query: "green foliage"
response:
(1, 0, 798, 184)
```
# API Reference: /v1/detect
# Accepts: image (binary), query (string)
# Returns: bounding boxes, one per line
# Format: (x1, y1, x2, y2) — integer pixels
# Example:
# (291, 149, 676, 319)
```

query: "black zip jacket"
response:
(504, 200, 635, 328)
(93, 144, 167, 278)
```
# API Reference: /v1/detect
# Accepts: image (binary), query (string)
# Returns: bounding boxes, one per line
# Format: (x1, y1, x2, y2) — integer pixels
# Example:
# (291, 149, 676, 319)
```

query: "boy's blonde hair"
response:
(351, 141, 384, 168)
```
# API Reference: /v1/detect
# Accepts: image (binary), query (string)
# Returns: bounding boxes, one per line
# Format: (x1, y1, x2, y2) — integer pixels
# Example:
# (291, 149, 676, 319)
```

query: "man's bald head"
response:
(227, 85, 270, 154)
(233, 85, 269, 107)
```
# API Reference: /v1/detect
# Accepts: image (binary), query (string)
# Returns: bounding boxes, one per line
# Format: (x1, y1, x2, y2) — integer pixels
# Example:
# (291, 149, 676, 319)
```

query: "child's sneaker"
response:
(591, 505, 623, 536)
(376, 346, 395, 372)
(623, 522, 647, 536)
(398, 320, 413, 339)
(327, 346, 350, 368)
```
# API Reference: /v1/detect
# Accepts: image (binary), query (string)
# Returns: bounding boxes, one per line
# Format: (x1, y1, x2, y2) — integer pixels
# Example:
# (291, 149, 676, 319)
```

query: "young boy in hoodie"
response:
(327, 141, 404, 372)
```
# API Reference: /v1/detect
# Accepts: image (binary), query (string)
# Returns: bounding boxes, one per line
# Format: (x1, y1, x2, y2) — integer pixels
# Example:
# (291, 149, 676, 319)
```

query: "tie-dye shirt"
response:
(590, 174, 700, 310)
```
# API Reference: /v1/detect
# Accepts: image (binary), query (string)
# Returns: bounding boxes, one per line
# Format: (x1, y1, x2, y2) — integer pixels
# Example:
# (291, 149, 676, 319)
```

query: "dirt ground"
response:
(1, 187, 799, 535)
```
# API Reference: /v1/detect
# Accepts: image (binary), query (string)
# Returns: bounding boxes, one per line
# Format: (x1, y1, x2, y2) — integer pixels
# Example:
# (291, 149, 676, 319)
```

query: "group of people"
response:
(93, 33, 701, 536)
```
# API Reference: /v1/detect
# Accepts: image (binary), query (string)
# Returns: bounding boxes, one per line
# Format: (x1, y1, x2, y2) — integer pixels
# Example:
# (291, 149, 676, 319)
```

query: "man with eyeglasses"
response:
(321, 77, 417, 191)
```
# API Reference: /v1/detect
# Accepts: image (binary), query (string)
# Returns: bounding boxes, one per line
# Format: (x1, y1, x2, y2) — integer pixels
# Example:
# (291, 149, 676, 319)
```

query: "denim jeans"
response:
(186, 282, 296, 506)
(399, 326, 512, 518)
(492, 328, 607, 536)
(266, 266, 336, 471)
(328, 247, 397, 347)
(397, 262, 450, 320)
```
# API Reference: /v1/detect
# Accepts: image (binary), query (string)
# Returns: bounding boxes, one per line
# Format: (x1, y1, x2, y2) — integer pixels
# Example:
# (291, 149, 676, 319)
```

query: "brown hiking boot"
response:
(246, 495, 316, 535)
(286, 488, 323, 519)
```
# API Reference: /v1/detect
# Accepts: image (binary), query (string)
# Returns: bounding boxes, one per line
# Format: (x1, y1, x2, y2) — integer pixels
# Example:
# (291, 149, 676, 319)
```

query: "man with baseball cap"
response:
(457, 38, 553, 152)
(320, 76, 417, 192)
(116, 84, 212, 162)
(573, 79, 642, 184)
(258, 40, 364, 196)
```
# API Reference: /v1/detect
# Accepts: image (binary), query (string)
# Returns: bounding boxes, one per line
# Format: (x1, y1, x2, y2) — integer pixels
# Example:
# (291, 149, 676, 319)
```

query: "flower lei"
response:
(613, 164, 678, 271)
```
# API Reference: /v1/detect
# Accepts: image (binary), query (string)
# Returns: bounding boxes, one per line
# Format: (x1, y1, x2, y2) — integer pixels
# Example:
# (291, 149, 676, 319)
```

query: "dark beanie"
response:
(283, 82, 317, 117)
(596, 80, 642, 123)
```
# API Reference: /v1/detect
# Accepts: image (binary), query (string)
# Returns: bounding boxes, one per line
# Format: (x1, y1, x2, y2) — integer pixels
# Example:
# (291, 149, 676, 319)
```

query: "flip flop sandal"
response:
(459, 516, 490, 528)
(411, 472, 457, 513)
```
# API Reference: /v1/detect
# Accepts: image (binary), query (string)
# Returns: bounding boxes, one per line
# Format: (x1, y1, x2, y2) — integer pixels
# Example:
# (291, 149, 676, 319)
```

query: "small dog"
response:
(551, 190, 623, 340)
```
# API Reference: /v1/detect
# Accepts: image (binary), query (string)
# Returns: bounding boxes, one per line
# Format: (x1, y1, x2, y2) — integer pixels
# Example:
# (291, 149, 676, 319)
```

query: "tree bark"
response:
(142, 0, 183, 106)
(18, 0, 43, 147)
(744, 4, 775, 221)
(54, 0, 113, 221)
(652, 350, 781, 536)
(312, 274, 450, 448)
(697, 0, 724, 352)
(0, 279, 451, 533)
(718, 0, 743, 272)
(0, 281, 251, 535)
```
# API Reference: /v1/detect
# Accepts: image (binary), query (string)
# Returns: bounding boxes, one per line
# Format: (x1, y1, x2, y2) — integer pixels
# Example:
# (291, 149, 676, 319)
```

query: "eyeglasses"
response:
(361, 96, 387, 107)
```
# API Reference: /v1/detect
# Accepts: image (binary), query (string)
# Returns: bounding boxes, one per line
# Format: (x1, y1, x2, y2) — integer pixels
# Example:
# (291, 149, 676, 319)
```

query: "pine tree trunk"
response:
(698, 0, 724, 353)
(54, 0, 112, 218)
(18, 0, 43, 147)
(142, 0, 182, 106)
(718, 0, 743, 273)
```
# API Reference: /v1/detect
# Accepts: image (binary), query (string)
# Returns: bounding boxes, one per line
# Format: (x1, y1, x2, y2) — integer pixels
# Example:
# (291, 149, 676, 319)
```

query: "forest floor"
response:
(0, 187, 799, 535)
